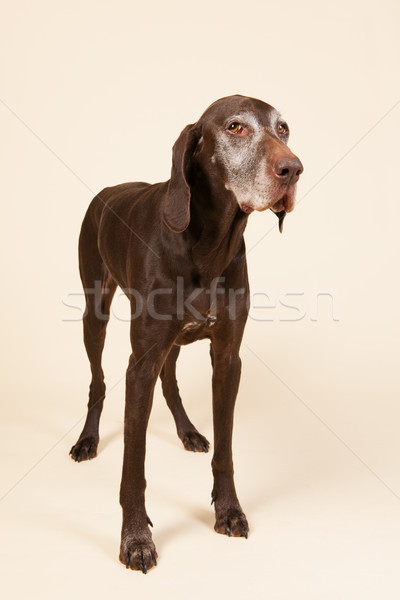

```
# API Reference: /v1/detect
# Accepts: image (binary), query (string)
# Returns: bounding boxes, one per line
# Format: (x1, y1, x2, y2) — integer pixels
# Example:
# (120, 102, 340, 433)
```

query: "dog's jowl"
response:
(70, 95, 303, 573)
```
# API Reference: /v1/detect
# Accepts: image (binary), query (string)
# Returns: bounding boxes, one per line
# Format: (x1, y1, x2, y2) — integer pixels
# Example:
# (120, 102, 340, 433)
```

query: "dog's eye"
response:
(228, 122, 243, 134)
(278, 123, 289, 136)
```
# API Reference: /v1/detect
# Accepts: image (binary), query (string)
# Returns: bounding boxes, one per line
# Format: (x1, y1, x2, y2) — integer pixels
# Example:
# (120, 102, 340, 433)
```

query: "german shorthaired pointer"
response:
(70, 95, 303, 572)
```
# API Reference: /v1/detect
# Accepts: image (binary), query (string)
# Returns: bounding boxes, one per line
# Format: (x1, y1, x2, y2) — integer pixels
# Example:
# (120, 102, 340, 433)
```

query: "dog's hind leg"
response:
(160, 345, 210, 452)
(70, 214, 117, 462)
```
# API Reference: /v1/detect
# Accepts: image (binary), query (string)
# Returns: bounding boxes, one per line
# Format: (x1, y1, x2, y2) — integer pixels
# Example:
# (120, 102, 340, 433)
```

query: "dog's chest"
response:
(173, 283, 224, 345)
(174, 318, 215, 346)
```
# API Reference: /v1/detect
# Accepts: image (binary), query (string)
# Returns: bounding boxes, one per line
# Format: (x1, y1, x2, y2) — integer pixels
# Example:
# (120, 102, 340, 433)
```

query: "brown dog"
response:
(70, 95, 303, 572)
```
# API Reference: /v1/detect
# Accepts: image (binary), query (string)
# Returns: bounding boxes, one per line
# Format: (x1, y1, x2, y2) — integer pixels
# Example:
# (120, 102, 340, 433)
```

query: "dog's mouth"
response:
(270, 184, 296, 215)
(269, 185, 297, 233)
(238, 183, 297, 229)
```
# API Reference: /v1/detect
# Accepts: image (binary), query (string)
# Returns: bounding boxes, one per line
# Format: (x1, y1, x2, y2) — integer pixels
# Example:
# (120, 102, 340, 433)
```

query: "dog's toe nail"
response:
(151, 551, 157, 566)
(147, 517, 153, 527)
(226, 527, 231, 537)
(203, 444, 209, 453)
(125, 551, 130, 569)
(140, 551, 147, 574)
(242, 528, 248, 539)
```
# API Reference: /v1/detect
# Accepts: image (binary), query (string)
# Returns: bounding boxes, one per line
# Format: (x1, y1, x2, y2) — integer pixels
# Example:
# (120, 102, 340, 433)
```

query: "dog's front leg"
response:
(210, 340, 249, 539)
(119, 327, 172, 573)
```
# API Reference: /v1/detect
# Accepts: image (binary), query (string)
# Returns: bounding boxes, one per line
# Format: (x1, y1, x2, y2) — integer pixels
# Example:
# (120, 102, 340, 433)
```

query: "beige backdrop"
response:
(1, 0, 400, 598)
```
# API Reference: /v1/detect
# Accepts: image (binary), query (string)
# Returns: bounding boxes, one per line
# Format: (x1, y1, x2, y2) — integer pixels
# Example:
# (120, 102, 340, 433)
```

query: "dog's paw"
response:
(214, 507, 249, 539)
(120, 535, 158, 573)
(69, 436, 98, 462)
(180, 430, 210, 453)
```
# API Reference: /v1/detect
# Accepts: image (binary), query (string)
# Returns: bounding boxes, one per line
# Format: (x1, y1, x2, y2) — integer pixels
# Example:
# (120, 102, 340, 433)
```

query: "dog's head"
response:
(163, 95, 303, 233)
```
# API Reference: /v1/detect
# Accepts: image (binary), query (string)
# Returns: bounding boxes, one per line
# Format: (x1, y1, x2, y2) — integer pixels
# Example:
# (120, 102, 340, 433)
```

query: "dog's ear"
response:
(276, 210, 286, 233)
(163, 124, 201, 233)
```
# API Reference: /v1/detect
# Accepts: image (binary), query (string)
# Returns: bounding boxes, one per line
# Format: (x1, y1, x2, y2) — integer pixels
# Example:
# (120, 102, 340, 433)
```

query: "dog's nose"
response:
(273, 157, 303, 184)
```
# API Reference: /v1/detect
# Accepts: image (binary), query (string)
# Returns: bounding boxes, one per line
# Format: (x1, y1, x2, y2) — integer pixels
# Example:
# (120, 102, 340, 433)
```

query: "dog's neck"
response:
(188, 175, 249, 284)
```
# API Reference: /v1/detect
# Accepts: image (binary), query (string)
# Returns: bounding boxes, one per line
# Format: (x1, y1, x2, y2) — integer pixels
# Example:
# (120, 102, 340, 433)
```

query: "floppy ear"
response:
(276, 210, 286, 233)
(162, 124, 200, 233)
